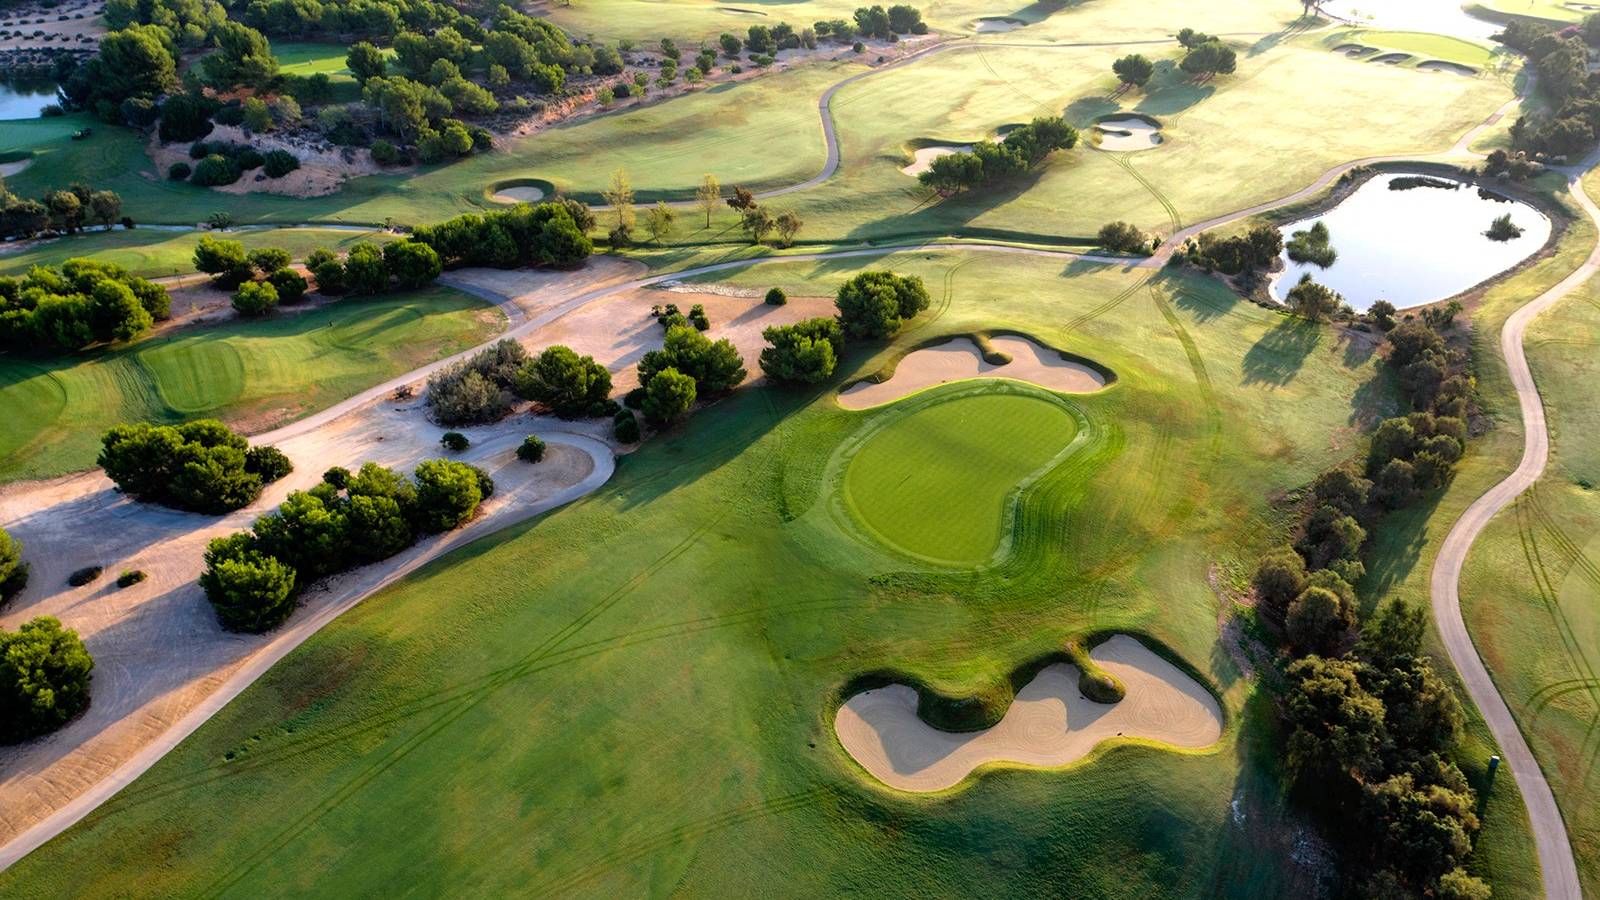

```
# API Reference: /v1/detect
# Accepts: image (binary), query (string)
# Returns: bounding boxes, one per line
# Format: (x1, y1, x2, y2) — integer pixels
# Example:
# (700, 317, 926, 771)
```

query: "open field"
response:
(0, 286, 503, 482)
(0, 247, 1441, 896)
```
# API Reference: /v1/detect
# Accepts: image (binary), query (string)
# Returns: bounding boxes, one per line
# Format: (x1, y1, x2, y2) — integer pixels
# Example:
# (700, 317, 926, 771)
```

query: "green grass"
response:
(0, 227, 398, 279)
(0, 249, 1407, 897)
(0, 286, 504, 482)
(841, 386, 1081, 564)
(1474, 0, 1586, 23)
(1336, 29, 1502, 68)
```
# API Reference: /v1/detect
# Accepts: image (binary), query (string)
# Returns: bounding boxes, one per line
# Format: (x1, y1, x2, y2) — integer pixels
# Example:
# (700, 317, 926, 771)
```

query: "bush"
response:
(765, 286, 787, 306)
(267, 268, 308, 303)
(116, 569, 147, 588)
(642, 366, 696, 424)
(440, 431, 469, 451)
(245, 445, 293, 481)
(193, 235, 252, 287)
(262, 149, 300, 178)
(67, 565, 102, 587)
(237, 147, 265, 171)
(0, 526, 26, 604)
(412, 459, 489, 532)
(426, 339, 527, 426)
(517, 435, 546, 462)
(638, 325, 746, 397)
(760, 317, 843, 384)
(200, 535, 298, 632)
(231, 280, 279, 316)
(0, 617, 94, 743)
(168, 161, 191, 180)
(99, 419, 286, 514)
(371, 139, 402, 166)
(513, 345, 612, 418)
(613, 409, 640, 443)
(190, 153, 242, 187)
(1098, 220, 1147, 253)
(688, 304, 710, 331)
(834, 270, 930, 339)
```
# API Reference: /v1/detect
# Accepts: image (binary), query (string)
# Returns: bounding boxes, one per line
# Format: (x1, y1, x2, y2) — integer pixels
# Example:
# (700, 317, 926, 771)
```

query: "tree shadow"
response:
(1356, 489, 1446, 614)
(1169, 281, 1242, 324)
(1240, 318, 1322, 387)
(1337, 329, 1378, 368)
(1065, 95, 1121, 126)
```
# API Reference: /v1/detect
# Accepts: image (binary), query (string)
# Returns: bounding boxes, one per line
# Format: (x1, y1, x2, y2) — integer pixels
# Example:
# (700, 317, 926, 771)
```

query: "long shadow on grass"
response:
(1133, 62, 1216, 117)
(1358, 488, 1447, 615)
(1240, 318, 1321, 387)
(1172, 283, 1243, 323)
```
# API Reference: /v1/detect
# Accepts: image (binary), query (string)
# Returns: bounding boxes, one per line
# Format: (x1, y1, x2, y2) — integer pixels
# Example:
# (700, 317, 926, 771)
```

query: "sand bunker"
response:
(719, 5, 767, 14)
(900, 145, 971, 176)
(973, 16, 1025, 32)
(1371, 52, 1412, 65)
(1333, 43, 1377, 58)
(1417, 60, 1476, 76)
(835, 635, 1223, 792)
(838, 336, 1106, 410)
(1093, 116, 1163, 152)
(490, 185, 546, 203)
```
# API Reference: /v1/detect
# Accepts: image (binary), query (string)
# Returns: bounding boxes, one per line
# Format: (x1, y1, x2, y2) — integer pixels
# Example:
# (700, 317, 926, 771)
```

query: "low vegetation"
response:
(0, 616, 94, 744)
(917, 116, 1078, 196)
(201, 459, 493, 632)
(1285, 221, 1336, 267)
(0, 525, 27, 605)
(98, 419, 293, 514)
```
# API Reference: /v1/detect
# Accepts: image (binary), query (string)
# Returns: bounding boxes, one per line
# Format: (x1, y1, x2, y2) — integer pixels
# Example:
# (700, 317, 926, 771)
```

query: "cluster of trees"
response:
(1176, 28, 1236, 78)
(98, 419, 293, 514)
(715, 4, 925, 64)
(193, 236, 440, 313)
(720, 182, 804, 247)
(1501, 16, 1600, 158)
(201, 459, 492, 632)
(238, 0, 478, 42)
(410, 201, 593, 270)
(1480, 148, 1539, 182)
(0, 525, 26, 606)
(632, 323, 745, 425)
(1178, 222, 1282, 278)
(426, 339, 620, 426)
(756, 271, 931, 387)
(1, 616, 94, 744)
(1249, 312, 1485, 896)
(917, 116, 1078, 196)
(0, 257, 170, 352)
(1285, 220, 1335, 267)
(0, 180, 123, 242)
(1097, 220, 1150, 254)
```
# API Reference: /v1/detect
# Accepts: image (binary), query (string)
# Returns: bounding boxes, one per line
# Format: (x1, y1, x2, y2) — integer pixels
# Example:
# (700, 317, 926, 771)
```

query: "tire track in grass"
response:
(1110, 152, 1181, 234)
(1521, 489, 1600, 771)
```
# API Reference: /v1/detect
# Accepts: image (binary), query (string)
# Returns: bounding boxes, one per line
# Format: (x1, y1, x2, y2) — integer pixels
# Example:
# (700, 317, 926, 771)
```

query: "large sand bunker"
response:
(838, 335, 1106, 410)
(1093, 115, 1163, 152)
(1371, 52, 1412, 65)
(1417, 60, 1476, 76)
(835, 635, 1223, 792)
(491, 185, 546, 203)
(973, 16, 1025, 32)
(900, 145, 972, 176)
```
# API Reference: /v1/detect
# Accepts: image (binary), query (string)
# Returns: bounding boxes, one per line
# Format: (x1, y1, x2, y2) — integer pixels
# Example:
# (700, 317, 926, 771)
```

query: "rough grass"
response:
(0, 286, 503, 482)
(840, 386, 1080, 564)
(0, 228, 398, 278)
(0, 250, 1399, 897)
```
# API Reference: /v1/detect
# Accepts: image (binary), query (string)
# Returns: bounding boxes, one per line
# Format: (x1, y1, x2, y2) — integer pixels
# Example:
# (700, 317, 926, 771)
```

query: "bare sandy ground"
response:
(838, 335, 1106, 410)
(973, 17, 1025, 33)
(900, 145, 971, 177)
(490, 186, 545, 203)
(0, 0, 102, 50)
(146, 125, 385, 198)
(1094, 117, 1163, 152)
(0, 397, 611, 847)
(834, 635, 1222, 792)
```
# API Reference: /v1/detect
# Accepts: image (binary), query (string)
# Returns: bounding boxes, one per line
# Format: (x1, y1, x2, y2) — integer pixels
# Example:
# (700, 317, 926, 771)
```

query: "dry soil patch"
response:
(838, 335, 1106, 410)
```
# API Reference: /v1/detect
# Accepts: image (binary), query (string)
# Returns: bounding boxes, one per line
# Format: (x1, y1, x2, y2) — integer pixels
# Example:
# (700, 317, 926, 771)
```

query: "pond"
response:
(1269, 173, 1552, 311)
(0, 79, 59, 120)
(1320, 0, 1502, 41)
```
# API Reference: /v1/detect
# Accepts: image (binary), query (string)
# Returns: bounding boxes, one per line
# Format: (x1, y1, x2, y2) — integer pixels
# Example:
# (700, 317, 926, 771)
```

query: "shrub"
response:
(245, 445, 293, 481)
(834, 270, 930, 339)
(426, 339, 527, 425)
(371, 139, 402, 166)
(67, 565, 102, 587)
(688, 304, 710, 331)
(1252, 548, 1307, 623)
(412, 459, 489, 532)
(517, 435, 546, 462)
(190, 153, 241, 187)
(440, 431, 469, 451)
(310, 253, 345, 294)
(765, 286, 787, 306)
(99, 420, 286, 514)
(168, 161, 191, 180)
(262, 149, 300, 178)
(193, 235, 253, 287)
(247, 247, 291, 274)
(760, 317, 843, 384)
(1286, 586, 1353, 655)
(638, 325, 746, 396)
(116, 569, 147, 588)
(0, 527, 27, 604)
(237, 147, 265, 171)
(514, 345, 613, 418)
(200, 535, 299, 632)
(642, 366, 696, 424)
(231, 280, 279, 316)
(267, 268, 308, 303)
(0, 617, 94, 743)
(1098, 220, 1147, 253)
(613, 409, 640, 443)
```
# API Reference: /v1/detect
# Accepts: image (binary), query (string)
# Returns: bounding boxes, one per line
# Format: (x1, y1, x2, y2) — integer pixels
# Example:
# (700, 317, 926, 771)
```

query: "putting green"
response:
(841, 388, 1079, 565)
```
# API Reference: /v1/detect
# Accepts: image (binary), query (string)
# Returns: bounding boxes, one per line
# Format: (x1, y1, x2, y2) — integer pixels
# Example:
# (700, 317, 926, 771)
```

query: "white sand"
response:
(1417, 60, 1476, 76)
(1093, 116, 1163, 152)
(900, 145, 971, 176)
(491, 185, 546, 203)
(1371, 52, 1411, 65)
(0, 158, 30, 178)
(973, 17, 1024, 32)
(838, 335, 1106, 410)
(835, 635, 1223, 792)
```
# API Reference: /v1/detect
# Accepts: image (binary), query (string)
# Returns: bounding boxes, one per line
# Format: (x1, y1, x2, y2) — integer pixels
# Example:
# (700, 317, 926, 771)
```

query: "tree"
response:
(384, 241, 442, 288)
(1112, 53, 1154, 87)
(1252, 548, 1307, 621)
(720, 32, 742, 56)
(1098, 221, 1146, 253)
(726, 186, 756, 210)
(343, 242, 389, 295)
(95, 26, 178, 104)
(638, 325, 747, 394)
(268, 268, 308, 303)
(98, 420, 285, 514)
(642, 366, 696, 424)
(514, 345, 613, 418)
(203, 21, 279, 88)
(834, 270, 930, 339)
(602, 168, 636, 235)
(347, 41, 386, 83)
(232, 280, 279, 316)
(645, 202, 676, 244)
(760, 317, 842, 383)
(1180, 39, 1237, 77)
(695, 174, 721, 228)
(200, 535, 299, 632)
(1283, 655, 1386, 781)
(0, 617, 94, 742)
(242, 96, 273, 132)
(518, 435, 546, 462)
(194, 235, 252, 287)
(1297, 504, 1367, 569)
(248, 247, 292, 275)
(765, 287, 787, 306)
(1311, 463, 1372, 518)
(412, 459, 487, 532)
(1361, 598, 1427, 667)
(1286, 273, 1341, 320)
(775, 209, 804, 247)
(1286, 586, 1353, 655)
(0, 526, 26, 603)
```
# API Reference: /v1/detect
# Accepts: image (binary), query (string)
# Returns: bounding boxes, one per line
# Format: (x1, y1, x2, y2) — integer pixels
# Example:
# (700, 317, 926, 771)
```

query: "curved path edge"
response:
(1427, 151, 1600, 900)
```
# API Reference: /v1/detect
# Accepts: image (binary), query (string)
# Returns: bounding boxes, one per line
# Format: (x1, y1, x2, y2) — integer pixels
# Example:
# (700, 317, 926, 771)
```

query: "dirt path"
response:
(1425, 149, 1600, 900)
(834, 635, 1222, 792)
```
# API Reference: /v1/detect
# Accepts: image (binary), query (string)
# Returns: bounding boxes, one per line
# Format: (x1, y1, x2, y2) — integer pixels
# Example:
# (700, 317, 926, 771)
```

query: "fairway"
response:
(841, 388, 1080, 565)
(0, 287, 503, 482)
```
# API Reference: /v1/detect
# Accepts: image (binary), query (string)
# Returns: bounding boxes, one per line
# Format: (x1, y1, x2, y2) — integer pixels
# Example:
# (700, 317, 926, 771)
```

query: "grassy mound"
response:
(1064, 637, 1128, 703)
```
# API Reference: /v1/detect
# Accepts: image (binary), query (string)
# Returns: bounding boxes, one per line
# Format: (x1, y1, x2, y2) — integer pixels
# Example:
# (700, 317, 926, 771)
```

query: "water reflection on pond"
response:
(0, 79, 59, 119)
(1270, 173, 1551, 311)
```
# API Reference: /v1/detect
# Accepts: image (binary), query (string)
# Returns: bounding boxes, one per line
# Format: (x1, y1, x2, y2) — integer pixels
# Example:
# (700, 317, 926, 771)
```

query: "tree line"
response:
(0, 257, 170, 352)
(1500, 15, 1600, 158)
(917, 116, 1078, 196)
(99, 419, 293, 514)
(1251, 308, 1487, 898)
(0, 178, 124, 242)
